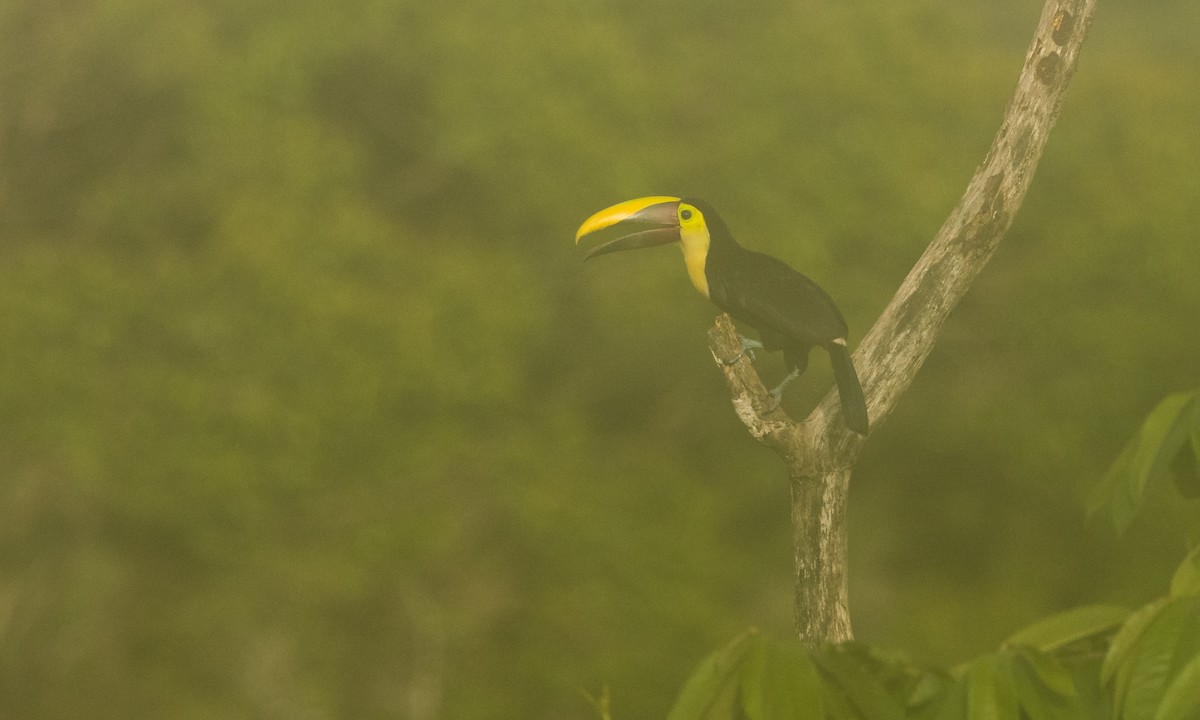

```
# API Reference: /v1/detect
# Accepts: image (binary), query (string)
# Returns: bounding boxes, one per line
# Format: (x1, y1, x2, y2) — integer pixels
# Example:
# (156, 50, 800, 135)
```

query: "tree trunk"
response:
(790, 467, 852, 642)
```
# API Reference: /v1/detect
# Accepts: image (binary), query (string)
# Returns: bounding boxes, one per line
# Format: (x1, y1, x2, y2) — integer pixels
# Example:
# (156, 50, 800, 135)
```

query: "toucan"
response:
(576, 196, 869, 435)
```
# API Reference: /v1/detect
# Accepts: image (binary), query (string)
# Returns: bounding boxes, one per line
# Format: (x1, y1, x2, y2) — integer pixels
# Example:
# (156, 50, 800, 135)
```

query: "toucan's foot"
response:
(738, 335, 764, 362)
(766, 368, 801, 409)
(720, 335, 765, 366)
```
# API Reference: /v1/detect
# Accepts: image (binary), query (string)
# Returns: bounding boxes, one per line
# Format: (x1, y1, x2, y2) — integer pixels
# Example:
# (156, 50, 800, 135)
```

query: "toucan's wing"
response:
(711, 249, 849, 348)
(718, 249, 869, 434)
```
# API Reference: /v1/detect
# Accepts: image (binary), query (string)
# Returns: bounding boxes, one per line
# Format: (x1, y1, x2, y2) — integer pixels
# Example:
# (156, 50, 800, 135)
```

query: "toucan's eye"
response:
(680, 209, 693, 221)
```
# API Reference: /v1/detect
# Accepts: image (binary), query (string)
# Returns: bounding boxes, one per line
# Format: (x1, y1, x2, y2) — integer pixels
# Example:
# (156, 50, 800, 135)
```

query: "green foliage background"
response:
(1, 0, 1198, 718)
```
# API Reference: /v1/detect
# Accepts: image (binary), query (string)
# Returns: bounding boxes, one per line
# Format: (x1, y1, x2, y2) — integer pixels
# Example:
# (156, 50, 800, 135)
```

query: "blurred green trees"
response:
(1, 0, 1198, 718)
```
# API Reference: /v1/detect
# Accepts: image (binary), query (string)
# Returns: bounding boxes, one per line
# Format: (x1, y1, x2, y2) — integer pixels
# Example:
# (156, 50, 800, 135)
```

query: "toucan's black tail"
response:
(828, 343, 869, 435)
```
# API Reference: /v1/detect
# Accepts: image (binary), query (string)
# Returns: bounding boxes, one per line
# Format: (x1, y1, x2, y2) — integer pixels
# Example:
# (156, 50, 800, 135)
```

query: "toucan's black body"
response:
(576, 196, 869, 434)
(692, 201, 846, 360)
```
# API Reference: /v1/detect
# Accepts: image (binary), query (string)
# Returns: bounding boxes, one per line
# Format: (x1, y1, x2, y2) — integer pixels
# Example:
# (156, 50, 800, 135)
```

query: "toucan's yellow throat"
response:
(575, 196, 711, 298)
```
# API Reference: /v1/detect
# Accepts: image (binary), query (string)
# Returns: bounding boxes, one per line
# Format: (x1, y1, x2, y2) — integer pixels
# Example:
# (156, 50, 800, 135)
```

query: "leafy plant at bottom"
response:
(641, 390, 1200, 720)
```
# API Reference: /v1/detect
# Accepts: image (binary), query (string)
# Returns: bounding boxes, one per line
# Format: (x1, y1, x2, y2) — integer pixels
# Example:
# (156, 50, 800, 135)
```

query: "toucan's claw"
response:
(719, 335, 763, 366)
(766, 368, 801, 410)
(739, 335, 764, 362)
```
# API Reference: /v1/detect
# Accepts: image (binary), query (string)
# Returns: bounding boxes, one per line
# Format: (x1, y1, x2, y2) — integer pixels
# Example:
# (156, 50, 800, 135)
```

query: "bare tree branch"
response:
(707, 0, 1098, 644)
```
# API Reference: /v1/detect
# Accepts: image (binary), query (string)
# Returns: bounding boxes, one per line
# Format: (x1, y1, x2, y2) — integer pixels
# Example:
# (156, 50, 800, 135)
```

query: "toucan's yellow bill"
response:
(574, 196, 681, 242)
(575, 196, 683, 261)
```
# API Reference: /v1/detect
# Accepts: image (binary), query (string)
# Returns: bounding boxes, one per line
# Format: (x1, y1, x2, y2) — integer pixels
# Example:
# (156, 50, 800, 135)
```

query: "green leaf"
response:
(1175, 400, 1200, 497)
(581, 686, 614, 720)
(667, 630, 758, 720)
(1092, 392, 1196, 534)
(1103, 599, 1170, 687)
(1010, 647, 1089, 720)
(1170, 547, 1200, 598)
(1004, 604, 1129, 653)
(1091, 440, 1137, 530)
(740, 635, 770, 719)
(1154, 654, 1200, 720)
(835, 643, 946, 710)
(911, 675, 968, 720)
(1171, 439, 1199, 498)
(820, 686, 861, 720)
(812, 646, 907, 720)
(1192, 404, 1200, 466)
(1118, 597, 1200, 720)
(740, 637, 823, 720)
(966, 653, 1019, 720)
(1014, 647, 1078, 699)
(1063, 654, 1113, 720)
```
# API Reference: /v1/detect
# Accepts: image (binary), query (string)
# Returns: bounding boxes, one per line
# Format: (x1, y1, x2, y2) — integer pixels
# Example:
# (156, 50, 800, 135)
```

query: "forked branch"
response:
(707, 0, 1098, 643)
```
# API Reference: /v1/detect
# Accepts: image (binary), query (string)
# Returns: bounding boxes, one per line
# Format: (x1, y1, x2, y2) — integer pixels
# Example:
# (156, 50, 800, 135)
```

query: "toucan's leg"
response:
(769, 348, 810, 408)
(768, 368, 801, 408)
